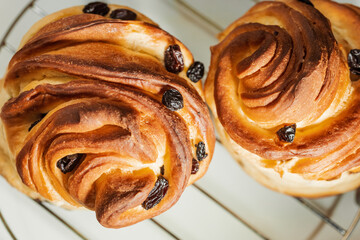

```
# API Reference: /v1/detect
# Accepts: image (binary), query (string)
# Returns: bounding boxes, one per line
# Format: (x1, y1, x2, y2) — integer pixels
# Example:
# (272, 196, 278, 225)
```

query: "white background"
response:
(0, 0, 360, 239)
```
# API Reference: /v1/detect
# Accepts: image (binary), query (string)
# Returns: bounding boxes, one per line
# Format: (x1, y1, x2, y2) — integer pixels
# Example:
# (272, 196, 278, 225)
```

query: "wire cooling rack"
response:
(1, 0, 360, 239)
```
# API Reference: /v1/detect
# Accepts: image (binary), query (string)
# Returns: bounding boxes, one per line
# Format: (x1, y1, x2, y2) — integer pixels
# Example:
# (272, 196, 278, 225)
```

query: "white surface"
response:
(0, 0, 360, 239)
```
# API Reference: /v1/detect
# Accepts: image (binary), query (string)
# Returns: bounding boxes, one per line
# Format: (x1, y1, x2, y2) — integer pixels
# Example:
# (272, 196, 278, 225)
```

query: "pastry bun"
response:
(0, 2, 215, 228)
(205, 0, 360, 197)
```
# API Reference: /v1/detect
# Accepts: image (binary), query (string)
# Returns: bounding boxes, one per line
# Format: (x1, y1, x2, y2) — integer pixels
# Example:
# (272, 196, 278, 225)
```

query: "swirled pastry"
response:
(205, 0, 360, 197)
(0, 2, 215, 228)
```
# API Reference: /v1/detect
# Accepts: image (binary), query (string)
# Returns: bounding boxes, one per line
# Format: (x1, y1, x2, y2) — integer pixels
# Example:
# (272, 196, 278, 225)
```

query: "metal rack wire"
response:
(0, 0, 360, 239)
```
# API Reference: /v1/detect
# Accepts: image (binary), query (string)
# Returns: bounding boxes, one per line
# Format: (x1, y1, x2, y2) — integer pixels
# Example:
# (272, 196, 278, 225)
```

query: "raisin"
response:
(164, 45, 184, 74)
(274, 31, 279, 36)
(191, 158, 199, 174)
(276, 124, 296, 143)
(195, 141, 208, 161)
(83, 2, 110, 16)
(28, 113, 47, 132)
(187, 61, 205, 83)
(160, 165, 165, 175)
(162, 89, 184, 111)
(297, 0, 314, 7)
(56, 153, 85, 174)
(142, 176, 169, 210)
(348, 49, 360, 76)
(110, 9, 137, 20)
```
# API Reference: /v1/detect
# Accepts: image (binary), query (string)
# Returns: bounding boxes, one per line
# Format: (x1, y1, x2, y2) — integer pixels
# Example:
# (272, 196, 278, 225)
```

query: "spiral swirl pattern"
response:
(0, 4, 214, 227)
(205, 0, 360, 196)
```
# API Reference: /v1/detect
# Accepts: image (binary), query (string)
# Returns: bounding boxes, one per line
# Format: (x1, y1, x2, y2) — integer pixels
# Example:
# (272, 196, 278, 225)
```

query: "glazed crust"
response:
(0, 4, 215, 228)
(205, 0, 360, 196)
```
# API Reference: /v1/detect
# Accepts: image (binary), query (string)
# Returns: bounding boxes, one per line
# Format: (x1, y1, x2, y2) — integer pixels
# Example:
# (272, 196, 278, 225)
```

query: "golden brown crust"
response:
(205, 0, 360, 196)
(0, 4, 214, 228)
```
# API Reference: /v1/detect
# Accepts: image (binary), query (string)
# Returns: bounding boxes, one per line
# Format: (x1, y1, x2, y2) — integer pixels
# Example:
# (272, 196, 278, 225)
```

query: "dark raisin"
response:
(142, 176, 169, 210)
(276, 124, 296, 143)
(162, 89, 184, 111)
(191, 158, 199, 174)
(195, 141, 208, 161)
(56, 153, 85, 174)
(164, 44, 184, 73)
(28, 113, 47, 132)
(297, 0, 314, 7)
(274, 31, 279, 36)
(348, 49, 360, 76)
(187, 61, 205, 83)
(110, 9, 137, 20)
(83, 2, 110, 16)
(160, 165, 165, 175)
